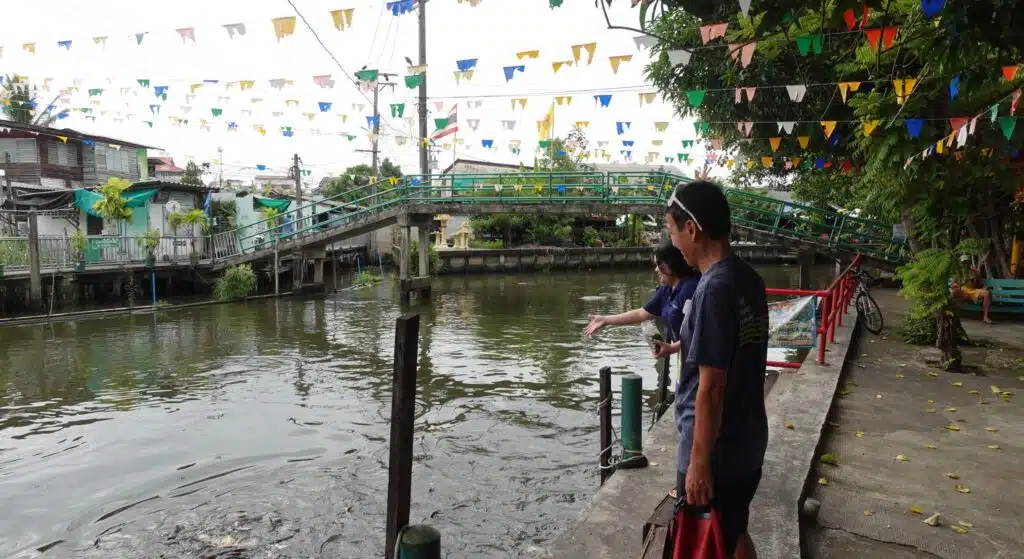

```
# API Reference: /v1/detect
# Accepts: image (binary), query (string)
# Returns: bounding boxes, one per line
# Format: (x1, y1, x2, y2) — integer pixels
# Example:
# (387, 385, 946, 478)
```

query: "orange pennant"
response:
(821, 121, 837, 139)
(768, 137, 782, 152)
(797, 136, 810, 149)
(761, 156, 773, 168)
(1003, 65, 1020, 81)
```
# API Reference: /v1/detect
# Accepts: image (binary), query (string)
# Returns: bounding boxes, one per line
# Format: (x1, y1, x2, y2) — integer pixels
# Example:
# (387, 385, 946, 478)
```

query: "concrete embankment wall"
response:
(437, 245, 796, 274)
(535, 305, 860, 558)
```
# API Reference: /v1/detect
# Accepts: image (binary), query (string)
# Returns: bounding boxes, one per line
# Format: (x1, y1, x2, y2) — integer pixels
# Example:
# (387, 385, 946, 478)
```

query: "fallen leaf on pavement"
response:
(946, 407, 957, 412)
(785, 423, 794, 430)
(899, 363, 906, 367)
(827, 420, 840, 428)
(927, 372, 939, 377)
(923, 408, 937, 413)
(928, 400, 935, 403)
(955, 485, 971, 494)
(863, 510, 874, 516)
(988, 444, 1001, 450)
(952, 381, 963, 387)
(896, 374, 905, 379)
(958, 520, 974, 528)
(855, 431, 865, 438)
(925, 443, 937, 449)
(951, 525, 969, 534)
(876, 393, 883, 399)
(984, 427, 998, 432)
(909, 505, 922, 514)
(818, 477, 828, 486)
(968, 390, 980, 395)
(820, 453, 839, 466)
(945, 424, 961, 431)
(896, 454, 910, 462)
(838, 389, 852, 396)
(923, 513, 941, 526)
(991, 385, 1001, 394)
(947, 473, 960, 480)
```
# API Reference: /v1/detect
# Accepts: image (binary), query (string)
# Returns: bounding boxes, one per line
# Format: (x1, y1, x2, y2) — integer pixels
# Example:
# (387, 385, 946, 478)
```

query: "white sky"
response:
(0, 0, 708, 186)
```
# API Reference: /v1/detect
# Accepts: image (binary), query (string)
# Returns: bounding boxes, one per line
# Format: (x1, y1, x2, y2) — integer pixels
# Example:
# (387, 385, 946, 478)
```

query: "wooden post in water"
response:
(385, 313, 421, 559)
(27, 210, 42, 309)
(332, 246, 339, 292)
(599, 366, 613, 485)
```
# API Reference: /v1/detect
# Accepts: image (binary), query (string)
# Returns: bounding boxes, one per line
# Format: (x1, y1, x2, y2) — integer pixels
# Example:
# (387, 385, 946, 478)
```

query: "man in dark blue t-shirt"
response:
(654, 180, 769, 559)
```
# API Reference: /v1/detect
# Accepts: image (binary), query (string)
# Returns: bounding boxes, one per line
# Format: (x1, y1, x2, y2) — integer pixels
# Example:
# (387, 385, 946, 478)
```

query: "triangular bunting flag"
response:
(272, 17, 297, 41)
(838, 82, 861, 103)
(769, 137, 782, 152)
(1003, 65, 1020, 81)
(699, 22, 728, 44)
(667, 50, 692, 67)
(330, 8, 356, 30)
(786, 85, 807, 102)
(686, 90, 706, 107)
(727, 42, 757, 68)
(905, 118, 924, 138)
(821, 121, 837, 139)
(999, 116, 1017, 140)
(795, 35, 823, 56)
(797, 136, 810, 149)
(893, 78, 918, 105)
(863, 120, 880, 136)
(737, 121, 753, 136)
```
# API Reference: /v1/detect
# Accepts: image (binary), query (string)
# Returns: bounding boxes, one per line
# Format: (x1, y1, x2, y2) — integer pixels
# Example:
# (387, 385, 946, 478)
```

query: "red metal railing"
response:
(766, 255, 863, 368)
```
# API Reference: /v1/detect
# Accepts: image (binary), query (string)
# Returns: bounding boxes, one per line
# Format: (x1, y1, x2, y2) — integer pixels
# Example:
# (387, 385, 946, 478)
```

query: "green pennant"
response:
(391, 103, 405, 118)
(679, 153, 689, 161)
(346, 135, 356, 141)
(990, 104, 1000, 123)
(686, 90, 706, 107)
(665, 157, 674, 163)
(405, 74, 425, 89)
(434, 118, 449, 129)
(681, 140, 693, 148)
(795, 35, 823, 56)
(137, 79, 150, 88)
(693, 121, 710, 135)
(356, 69, 379, 82)
(211, 108, 223, 117)
(511, 148, 521, 155)
(539, 140, 552, 149)
(144, 121, 153, 128)
(88, 88, 103, 97)
(999, 116, 1017, 140)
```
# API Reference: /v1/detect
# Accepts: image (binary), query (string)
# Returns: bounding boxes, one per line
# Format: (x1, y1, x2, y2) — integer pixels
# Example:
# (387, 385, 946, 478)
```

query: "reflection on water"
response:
(0, 265, 830, 558)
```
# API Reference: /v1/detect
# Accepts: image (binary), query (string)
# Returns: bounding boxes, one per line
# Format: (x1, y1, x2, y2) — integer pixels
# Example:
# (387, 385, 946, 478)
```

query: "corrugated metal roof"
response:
(0, 120, 157, 150)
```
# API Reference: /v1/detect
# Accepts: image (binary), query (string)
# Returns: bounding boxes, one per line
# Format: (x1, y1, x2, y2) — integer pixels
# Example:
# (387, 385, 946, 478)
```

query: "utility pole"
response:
(355, 73, 398, 201)
(417, 0, 429, 177)
(292, 153, 304, 289)
(217, 146, 224, 189)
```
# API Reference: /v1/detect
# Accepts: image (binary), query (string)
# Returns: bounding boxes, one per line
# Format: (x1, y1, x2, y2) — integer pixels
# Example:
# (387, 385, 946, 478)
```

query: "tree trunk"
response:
(985, 197, 1012, 278)
(934, 306, 962, 372)
(899, 207, 923, 253)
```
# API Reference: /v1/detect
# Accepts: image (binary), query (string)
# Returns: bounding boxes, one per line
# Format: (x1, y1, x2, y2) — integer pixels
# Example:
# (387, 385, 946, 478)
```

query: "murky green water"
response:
(0, 265, 829, 558)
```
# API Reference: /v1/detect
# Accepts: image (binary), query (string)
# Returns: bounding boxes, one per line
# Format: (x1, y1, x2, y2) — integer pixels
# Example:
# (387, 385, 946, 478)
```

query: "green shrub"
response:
(0, 239, 28, 265)
(470, 239, 503, 249)
(582, 226, 600, 247)
(353, 270, 382, 287)
(214, 264, 257, 300)
(407, 241, 441, 275)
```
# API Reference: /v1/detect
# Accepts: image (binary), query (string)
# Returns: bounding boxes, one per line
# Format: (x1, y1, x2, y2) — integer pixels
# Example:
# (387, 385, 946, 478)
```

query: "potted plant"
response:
(137, 229, 161, 267)
(182, 209, 207, 267)
(70, 228, 88, 272)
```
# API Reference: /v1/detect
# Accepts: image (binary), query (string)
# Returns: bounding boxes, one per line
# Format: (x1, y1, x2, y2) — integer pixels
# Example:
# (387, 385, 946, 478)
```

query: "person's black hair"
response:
(654, 238, 698, 278)
(666, 180, 731, 241)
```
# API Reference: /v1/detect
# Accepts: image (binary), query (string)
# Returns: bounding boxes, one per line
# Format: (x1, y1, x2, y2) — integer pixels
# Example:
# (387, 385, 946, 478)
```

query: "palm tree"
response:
(1, 74, 67, 126)
(91, 178, 133, 235)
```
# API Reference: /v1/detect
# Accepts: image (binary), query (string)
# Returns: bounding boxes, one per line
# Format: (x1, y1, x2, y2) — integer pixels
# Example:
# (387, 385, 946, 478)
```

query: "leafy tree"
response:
(644, 0, 1023, 273)
(321, 158, 403, 202)
(181, 161, 210, 185)
(536, 125, 596, 172)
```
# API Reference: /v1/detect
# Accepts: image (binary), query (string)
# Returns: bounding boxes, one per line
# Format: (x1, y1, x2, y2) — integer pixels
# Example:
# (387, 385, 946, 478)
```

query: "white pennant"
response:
(738, 0, 752, 16)
(502, 120, 516, 130)
(634, 35, 657, 50)
(968, 116, 978, 135)
(956, 125, 968, 147)
(777, 121, 796, 134)
(667, 50, 692, 67)
(468, 118, 480, 131)
(736, 121, 753, 136)
(786, 85, 807, 102)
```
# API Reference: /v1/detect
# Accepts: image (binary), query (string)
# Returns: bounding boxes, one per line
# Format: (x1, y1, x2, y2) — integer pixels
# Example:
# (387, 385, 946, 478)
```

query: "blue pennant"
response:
(623, 140, 634, 147)
(905, 118, 924, 138)
(949, 75, 960, 102)
(595, 94, 612, 107)
(456, 59, 478, 71)
(482, 139, 494, 148)
(921, 0, 945, 18)
(318, 102, 332, 112)
(503, 65, 525, 82)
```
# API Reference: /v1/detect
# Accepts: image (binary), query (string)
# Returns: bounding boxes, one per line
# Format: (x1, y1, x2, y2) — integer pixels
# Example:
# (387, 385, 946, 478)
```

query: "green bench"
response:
(962, 279, 1024, 314)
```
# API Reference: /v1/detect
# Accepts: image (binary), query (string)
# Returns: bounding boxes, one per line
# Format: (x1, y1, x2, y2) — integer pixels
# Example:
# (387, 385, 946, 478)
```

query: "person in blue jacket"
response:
(584, 239, 699, 340)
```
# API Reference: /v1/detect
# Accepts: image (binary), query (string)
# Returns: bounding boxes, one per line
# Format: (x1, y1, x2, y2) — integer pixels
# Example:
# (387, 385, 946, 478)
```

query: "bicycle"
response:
(852, 268, 884, 334)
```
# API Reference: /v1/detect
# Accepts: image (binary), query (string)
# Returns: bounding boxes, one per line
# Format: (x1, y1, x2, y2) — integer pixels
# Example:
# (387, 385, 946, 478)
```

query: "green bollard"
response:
(398, 524, 441, 559)
(619, 374, 649, 469)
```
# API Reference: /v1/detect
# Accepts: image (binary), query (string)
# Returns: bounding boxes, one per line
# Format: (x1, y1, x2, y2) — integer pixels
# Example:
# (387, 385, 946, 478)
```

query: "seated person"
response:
(952, 257, 993, 324)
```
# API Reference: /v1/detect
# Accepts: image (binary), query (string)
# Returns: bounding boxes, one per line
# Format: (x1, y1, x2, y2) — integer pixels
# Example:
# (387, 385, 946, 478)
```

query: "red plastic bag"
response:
(671, 505, 726, 559)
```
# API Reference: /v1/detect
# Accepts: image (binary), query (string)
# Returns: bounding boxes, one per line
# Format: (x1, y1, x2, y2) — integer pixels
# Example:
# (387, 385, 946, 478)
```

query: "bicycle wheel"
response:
(856, 290, 884, 335)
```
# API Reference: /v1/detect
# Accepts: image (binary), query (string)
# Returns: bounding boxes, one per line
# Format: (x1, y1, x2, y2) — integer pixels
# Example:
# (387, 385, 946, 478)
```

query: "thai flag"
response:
(431, 104, 458, 140)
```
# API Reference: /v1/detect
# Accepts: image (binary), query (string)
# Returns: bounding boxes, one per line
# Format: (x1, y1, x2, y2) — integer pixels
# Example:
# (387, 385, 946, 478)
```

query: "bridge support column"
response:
(798, 249, 816, 290)
(398, 214, 432, 302)
(313, 258, 324, 285)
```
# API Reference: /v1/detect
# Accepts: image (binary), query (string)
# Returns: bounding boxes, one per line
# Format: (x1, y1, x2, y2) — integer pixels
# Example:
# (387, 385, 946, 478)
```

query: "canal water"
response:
(0, 265, 831, 558)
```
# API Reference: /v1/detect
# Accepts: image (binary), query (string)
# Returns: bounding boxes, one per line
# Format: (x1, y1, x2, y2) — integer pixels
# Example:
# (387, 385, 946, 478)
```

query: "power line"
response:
(285, 0, 406, 137)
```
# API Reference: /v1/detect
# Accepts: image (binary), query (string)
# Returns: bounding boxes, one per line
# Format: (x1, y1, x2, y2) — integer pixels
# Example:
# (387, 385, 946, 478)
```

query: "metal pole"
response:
(385, 313, 421, 559)
(332, 245, 338, 292)
(372, 84, 380, 201)
(151, 272, 156, 307)
(292, 153, 304, 288)
(274, 242, 280, 295)
(417, 0, 429, 176)
(599, 366, 613, 485)
(619, 374, 648, 469)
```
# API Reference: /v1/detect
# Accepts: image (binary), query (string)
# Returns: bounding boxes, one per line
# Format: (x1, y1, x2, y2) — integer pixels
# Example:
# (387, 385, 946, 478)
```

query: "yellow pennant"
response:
(516, 50, 540, 60)
(790, 157, 802, 168)
(555, 96, 573, 105)
(190, 83, 203, 94)
(762, 156, 773, 168)
(862, 120, 880, 136)
(936, 139, 944, 154)
(893, 78, 918, 105)
(552, 61, 573, 73)
(838, 82, 861, 103)
(331, 8, 355, 30)
(285, 99, 299, 108)
(820, 121, 837, 139)
(272, 17, 297, 41)
(654, 122, 669, 132)
(652, 140, 663, 146)
(407, 64, 427, 74)
(575, 121, 590, 128)
(608, 54, 633, 74)
(797, 136, 810, 149)
(572, 42, 598, 65)
(746, 160, 755, 169)
(57, 136, 68, 144)
(23, 43, 36, 54)
(340, 114, 348, 122)
(769, 137, 782, 152)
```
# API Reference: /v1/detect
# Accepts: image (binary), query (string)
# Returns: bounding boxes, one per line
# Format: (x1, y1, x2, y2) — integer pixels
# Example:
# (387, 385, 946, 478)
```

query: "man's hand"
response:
(652, 339, 680, 358)
(685, 459, 714, 506)
(584, 314, 607, 337)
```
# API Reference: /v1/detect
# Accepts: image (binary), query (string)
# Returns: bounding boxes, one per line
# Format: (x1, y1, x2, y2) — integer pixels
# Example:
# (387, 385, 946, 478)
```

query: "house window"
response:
(0, 138, 39, 163)
(47, 141, 79, 166)
(104, 147, 134, 176)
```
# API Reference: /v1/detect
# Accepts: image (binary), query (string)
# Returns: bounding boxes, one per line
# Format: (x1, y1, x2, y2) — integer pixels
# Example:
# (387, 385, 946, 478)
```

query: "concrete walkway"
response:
(805, 288, 1024, 559)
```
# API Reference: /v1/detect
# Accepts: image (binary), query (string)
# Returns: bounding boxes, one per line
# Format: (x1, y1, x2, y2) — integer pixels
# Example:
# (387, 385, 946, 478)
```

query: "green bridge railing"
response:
(221, 172, 909, 265)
